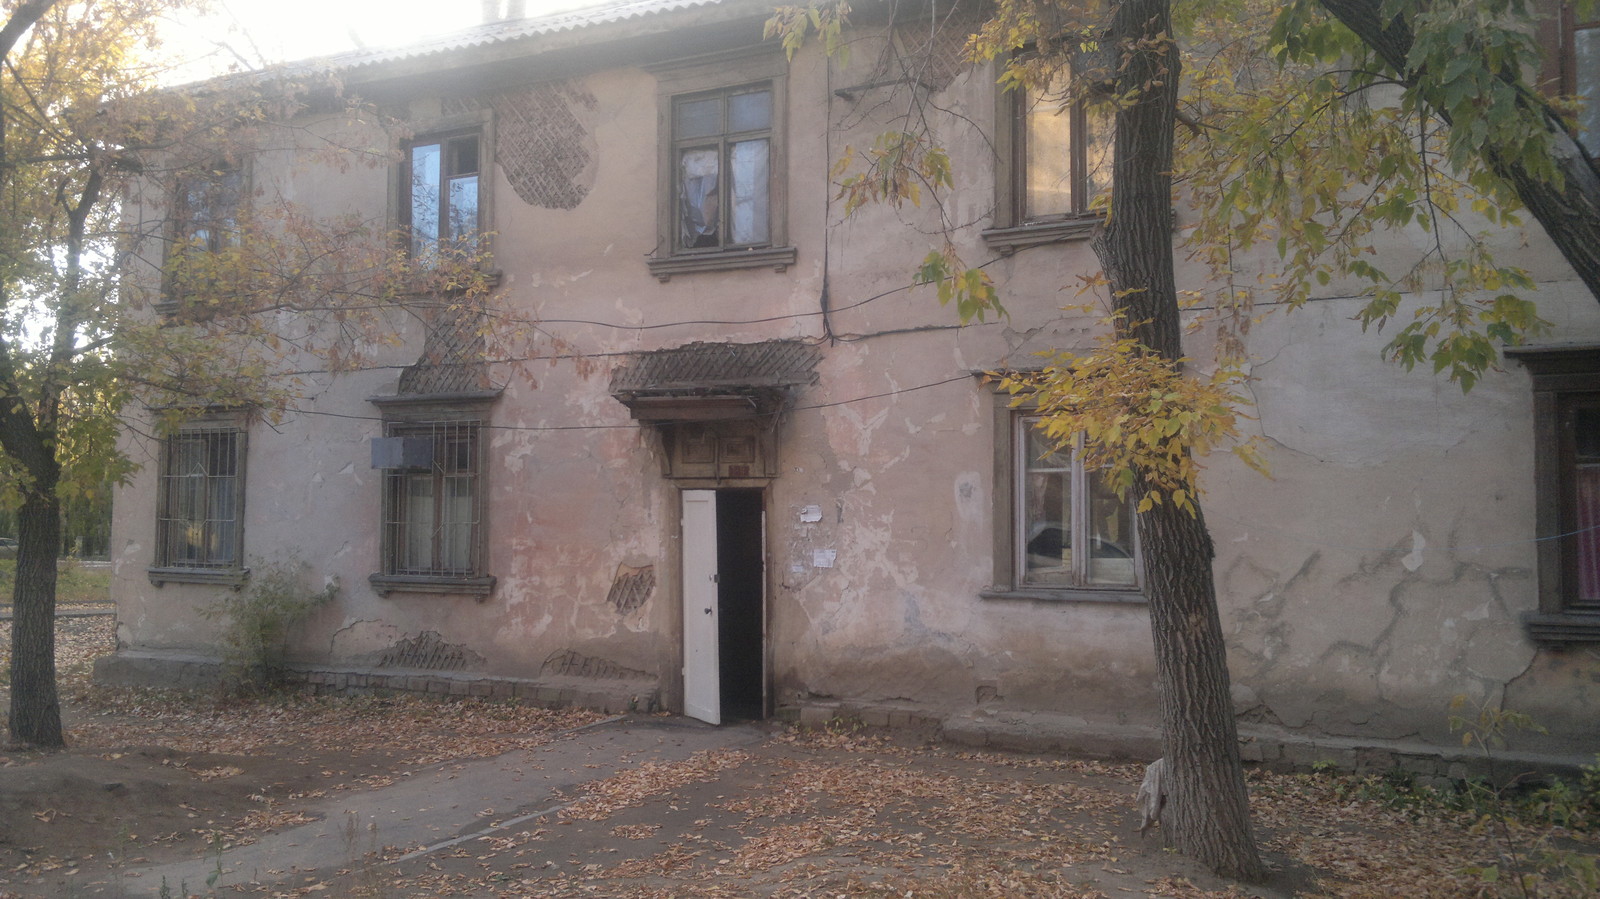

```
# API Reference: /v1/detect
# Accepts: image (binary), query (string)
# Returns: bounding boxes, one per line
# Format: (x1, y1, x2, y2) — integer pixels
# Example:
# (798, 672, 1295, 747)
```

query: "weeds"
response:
(202, 557, 337, 696)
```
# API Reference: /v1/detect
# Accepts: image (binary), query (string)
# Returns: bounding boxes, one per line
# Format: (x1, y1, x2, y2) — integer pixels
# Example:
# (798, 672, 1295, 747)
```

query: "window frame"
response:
(646, 49, 796, 281)
(983, 56, 1112, 256)
(369, 392, 498, 597)
(148, 416, 248, 587)
(1506, 345, 1600, 643)
(159, 160, 247, 315)
(1539, 3, 1600, 155)
(395, 110, 494, 269)
(984, 395, 1144, 602)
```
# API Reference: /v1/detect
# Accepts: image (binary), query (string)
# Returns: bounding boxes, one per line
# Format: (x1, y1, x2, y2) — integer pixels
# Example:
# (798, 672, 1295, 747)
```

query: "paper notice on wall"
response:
(800, 505, 823, 523)
(812, 549, 836, 569)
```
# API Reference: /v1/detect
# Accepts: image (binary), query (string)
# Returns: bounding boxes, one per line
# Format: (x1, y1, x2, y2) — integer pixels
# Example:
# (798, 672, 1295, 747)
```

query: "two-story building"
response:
(102, 0, 1600, 770)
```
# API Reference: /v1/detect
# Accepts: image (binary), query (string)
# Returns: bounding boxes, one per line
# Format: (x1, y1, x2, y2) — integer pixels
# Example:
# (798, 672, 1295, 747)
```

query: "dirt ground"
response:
(0, 616, 1593, 898)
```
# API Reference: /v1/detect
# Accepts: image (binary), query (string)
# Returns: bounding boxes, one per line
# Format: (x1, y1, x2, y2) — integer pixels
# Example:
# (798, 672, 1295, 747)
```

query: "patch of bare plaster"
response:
(1401, 530, 1426, 571)
(493, 81, 599, 210)
(378, 631, 486, 671)
(541, 650, 648, 681)
(606, 564, 655, 614)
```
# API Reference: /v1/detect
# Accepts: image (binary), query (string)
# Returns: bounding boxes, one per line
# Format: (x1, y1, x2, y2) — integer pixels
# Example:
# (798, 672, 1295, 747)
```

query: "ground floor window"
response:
(156, 425, 244, 571)
(381, 420, 482, 578)
(986, 393, 1142, 600)
(1016, 415, 1139, 589)
(1506, 345, 1600, 642)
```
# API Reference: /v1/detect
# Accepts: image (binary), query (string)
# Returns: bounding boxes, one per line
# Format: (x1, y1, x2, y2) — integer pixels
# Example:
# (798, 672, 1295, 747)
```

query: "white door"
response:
(681, 490, 720, 724)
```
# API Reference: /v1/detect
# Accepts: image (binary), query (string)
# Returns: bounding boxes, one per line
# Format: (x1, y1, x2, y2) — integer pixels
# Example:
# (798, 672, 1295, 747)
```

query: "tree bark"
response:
(1318, 0, 1600, 302)
(1090, 0, 1265, 880)
(8, 485, 62, 748)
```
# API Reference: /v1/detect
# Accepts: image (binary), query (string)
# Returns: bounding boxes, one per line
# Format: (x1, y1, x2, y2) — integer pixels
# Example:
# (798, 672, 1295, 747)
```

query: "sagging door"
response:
(680, 489, 766, 725)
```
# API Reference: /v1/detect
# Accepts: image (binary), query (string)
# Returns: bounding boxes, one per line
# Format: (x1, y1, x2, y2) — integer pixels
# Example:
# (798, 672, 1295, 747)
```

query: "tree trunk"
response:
(1090, 0, 1265, 880)
(1319, 0, 1600, 302)
(9, 485, 63, 748)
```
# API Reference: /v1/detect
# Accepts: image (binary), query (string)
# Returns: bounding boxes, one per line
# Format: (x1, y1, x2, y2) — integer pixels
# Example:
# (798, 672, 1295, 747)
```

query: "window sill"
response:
(370, 573, 496, 599)
(981, 218, 1100, 256)
(149, 566, 249, 588)
(980, 586, 1146, 605)
(646, 246, 797, 282)
(397, 267, 503, 297)
(1523, 611, 1600, 644)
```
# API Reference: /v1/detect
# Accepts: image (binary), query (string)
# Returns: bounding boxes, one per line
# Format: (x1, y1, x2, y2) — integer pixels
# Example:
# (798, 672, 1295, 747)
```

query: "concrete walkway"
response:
(122, 716, 767, 897)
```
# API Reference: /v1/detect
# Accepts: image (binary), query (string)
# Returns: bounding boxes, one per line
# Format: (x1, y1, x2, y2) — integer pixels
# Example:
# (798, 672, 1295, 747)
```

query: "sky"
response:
(161, 0, 589, 81)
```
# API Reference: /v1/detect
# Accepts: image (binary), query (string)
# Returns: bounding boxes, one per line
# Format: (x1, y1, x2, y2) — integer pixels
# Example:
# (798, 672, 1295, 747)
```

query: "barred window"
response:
(157, 427, 243, 570)
(381, 420, 482, 577)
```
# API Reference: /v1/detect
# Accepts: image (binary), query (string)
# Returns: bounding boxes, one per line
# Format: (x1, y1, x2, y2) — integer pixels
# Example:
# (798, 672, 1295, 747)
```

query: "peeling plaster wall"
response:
(108, 7, 1600, 757)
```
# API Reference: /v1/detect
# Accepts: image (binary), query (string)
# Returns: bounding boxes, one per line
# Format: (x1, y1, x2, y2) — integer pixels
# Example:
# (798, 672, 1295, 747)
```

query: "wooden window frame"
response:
(369, 392, 498, 598)
(1506, 344, 1600, 643)
(148, 416, 248, 587)
(982, 394, 1144, 603)
(393, 108, 495, 270)
(645, 49, 796, 281)
(159, 160, 247, 315)
(983, 57, 1110, 256)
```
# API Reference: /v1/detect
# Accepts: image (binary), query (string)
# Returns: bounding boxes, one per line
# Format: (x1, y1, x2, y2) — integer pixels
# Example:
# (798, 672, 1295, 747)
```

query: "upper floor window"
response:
(674, 85, 772, 251)
(646, 51, 796, 280)
(406, 132, 481, 265)
(163, 163, 244, 309)
(984, 61, 1113, 255)
(1539, 4, 1600, 155)
(150, 420, 247, 585)
(1566, 11, 1600, 154)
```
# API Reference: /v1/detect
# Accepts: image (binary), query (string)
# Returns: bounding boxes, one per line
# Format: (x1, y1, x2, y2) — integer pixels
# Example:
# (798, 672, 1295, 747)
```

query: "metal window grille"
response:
(157, 427, 242, 569)
(382, 420, 482, 577)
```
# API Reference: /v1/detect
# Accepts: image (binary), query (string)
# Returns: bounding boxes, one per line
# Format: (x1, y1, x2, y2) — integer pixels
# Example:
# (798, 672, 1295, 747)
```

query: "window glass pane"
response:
(679, 147, 721, 248)
(1083, 104, 1114, 210)
(675, 97, 722, 139)
(442, 476, 474, 572)
(402, 474, 435, 572)
(1576, 26, 1600, 156)
(1024, 70, 1074, 219)
(1022, 424, 1073, 585)
(410, 143, 442, 257)
(729, 139, 769, 245)
(1086, 472, 1137, 586)
(447, 174, 479, 249)
(728, 89, 771, 132)
(208, 476, 237, 565)
(447, 135, 479, 176)
(1575, 406, 1600, 604)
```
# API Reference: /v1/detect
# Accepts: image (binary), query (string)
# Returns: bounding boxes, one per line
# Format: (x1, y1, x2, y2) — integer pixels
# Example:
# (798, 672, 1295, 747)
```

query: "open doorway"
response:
(681, 488, 766, 724)
(716, 489, 765, 719)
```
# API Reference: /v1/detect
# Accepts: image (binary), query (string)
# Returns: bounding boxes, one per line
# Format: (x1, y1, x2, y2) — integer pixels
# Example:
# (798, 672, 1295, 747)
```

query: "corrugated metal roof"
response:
(324, 0, 727, 71)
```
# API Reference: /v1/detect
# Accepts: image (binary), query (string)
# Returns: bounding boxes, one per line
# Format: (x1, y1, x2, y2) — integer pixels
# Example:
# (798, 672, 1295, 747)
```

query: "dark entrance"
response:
(715, 489, 765, 719)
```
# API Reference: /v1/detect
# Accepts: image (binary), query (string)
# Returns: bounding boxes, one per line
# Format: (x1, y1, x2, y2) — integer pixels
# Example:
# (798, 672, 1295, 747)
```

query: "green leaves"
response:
(1002, 320, 1266, 516)
(915, 246, 1003, 323)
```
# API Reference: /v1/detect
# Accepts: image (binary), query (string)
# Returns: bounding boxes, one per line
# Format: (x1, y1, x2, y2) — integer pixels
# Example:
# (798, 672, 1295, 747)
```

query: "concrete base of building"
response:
(92, 649, 661, 715)
(784, 700, 1596, 785)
